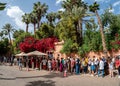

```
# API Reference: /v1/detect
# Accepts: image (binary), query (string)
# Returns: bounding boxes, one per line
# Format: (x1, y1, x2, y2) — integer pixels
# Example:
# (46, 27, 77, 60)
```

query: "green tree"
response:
(22, 13, 30, 33)
(2, 23, 14, 45)
(36, 23, 54, 39)
(13, 30, 32, 54)
(61, 0, 91, 46)
(0, 38, 10, 56)
(46, 12, 56, 26)
(89, 2, 108, 56)
(61, 39, 78, 55)
(33, 1, 48, 28)
(29, 12, 37, 35)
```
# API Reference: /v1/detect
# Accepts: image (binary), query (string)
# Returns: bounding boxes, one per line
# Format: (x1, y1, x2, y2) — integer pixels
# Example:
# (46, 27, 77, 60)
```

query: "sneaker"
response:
(118, 76, 120, 78)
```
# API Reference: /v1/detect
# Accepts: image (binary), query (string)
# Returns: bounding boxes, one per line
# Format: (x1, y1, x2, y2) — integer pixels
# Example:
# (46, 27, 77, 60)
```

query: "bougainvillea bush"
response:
(19, 36, 58, 53)
(19, 37, 37, 53)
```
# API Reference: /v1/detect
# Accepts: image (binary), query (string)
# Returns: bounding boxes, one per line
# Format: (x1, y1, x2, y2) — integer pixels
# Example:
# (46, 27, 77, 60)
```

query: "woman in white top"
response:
(108, 58, 114, 77)
(98, 58, 104, 77)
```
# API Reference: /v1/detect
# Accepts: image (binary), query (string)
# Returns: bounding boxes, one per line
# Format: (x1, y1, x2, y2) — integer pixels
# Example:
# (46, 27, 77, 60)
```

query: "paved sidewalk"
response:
(0, 65, 120, 86)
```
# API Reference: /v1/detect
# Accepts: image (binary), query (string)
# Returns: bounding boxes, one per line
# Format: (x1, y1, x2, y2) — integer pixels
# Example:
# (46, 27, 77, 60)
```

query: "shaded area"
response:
(0, 74, 3, 75)
(26, 80, 55, 86)
(41, 72, 72, 78)
(0, 71, 72, 80)
(16, 72, 72, 79)
(0, 77, 16, 80)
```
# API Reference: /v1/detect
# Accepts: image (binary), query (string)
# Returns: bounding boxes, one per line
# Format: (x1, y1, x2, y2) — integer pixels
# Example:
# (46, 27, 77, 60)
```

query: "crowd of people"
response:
(0, 55, 120, 78)
(18, 55, 120, 78)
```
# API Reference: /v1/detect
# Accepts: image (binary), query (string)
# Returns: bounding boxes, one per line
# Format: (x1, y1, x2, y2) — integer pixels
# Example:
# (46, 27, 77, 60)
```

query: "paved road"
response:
(0, 65, 120, 86)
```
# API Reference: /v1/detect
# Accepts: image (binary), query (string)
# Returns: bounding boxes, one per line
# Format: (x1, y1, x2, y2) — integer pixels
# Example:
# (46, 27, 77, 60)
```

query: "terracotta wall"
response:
(53, 41, 120, 58)
(53, 41, 66, 59)
(87, 50, 120, 58)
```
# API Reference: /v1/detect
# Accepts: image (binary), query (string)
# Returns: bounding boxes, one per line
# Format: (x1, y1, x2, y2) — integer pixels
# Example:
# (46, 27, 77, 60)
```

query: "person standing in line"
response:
(75, 58, 80, 74)
(94, 56, 99, 75)
(115, 56, 120, 78)
(19, 57, 22, 71)
(56, 58, 60, 72)
(39, 57, 42, 70)
(26, 57, 29, 71)
(108, 58, 114, 77)
(48, 59, 52, 72)
(52, 59, 56, 71)
(98, 57, 104, 77)
(42, 57, 47, 70)
(88, 57, 92, 74)
(90, 58, 95, 76)
(70, 58, 75, 74)
(31, 57, 34, 69)
(60, 58, 63, 72)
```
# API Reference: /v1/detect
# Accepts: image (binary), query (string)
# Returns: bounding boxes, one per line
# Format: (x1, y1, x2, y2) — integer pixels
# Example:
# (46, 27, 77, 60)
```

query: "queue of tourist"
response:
(18, 55, 120, 78)
(0, 55, 120, 78)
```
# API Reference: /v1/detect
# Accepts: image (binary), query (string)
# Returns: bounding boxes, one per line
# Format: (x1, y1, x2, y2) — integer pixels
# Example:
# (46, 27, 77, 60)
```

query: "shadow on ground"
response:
(16, 72, 72, 79)
(26, 80, 55, 86)
(0, 74, 3, 75)
(0, 71, 73, 80)
(0, 77, 16, 80)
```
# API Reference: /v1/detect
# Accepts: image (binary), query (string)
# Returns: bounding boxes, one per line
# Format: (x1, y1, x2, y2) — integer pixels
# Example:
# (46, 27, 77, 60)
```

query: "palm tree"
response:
(2, 23, 14, 45)
(0, 2, 6, 11)
(29, 12, 37, 35)
(22, 13, 30, 33)
(62, 0, 90, 46)
(89, 2, 108, 57)
(33, 1, 48, 28)
(46, 12, 56, 26)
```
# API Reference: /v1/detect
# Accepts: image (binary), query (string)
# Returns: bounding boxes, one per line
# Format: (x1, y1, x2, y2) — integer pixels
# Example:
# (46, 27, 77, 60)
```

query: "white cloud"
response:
(58, 8, 65, 11)
(113, 1, 120, 7)
(94, 0, 110, 3)
(56, 0, 66, 4)
(6, 6, 26, 30)
(109, 8, 114, 13)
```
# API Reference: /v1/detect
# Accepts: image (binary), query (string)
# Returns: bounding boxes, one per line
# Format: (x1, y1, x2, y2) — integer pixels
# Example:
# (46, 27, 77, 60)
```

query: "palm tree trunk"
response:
(8, 32, 13, 55)
(37, 22, 40, 29)
(74, 22, 79, 44)
(8, 33, 12, 45)
(34, 23, 36, 36)
(78, 19, 83, 46)
(37, 17, 41, 29)
(26, 24, 28, 33)
(95, 10, 108, 57)
(34, 24, 36, 35)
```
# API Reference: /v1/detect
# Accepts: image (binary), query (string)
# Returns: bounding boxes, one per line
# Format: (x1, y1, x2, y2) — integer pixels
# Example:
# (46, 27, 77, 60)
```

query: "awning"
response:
(27, 51, 47, 56)
(15, 52, 27, 56)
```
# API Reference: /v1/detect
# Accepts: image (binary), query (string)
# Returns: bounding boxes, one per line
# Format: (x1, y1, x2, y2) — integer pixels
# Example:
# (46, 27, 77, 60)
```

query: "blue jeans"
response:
(98, 69, 104, 77)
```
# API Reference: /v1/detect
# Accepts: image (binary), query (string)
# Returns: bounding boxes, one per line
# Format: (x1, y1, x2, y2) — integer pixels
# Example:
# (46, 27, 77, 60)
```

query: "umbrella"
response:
(15, 52, 27, 56)
(27, 51, 47, 56)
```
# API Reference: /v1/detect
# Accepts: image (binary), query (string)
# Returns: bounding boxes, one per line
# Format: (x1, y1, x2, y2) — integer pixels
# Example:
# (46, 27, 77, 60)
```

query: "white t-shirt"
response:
(109, 62, 114, 70)
(112, 58, 115, 63)
(42, 59, 47, 65)
(94, 57, 99, 65)
(99, 60, 104, 70)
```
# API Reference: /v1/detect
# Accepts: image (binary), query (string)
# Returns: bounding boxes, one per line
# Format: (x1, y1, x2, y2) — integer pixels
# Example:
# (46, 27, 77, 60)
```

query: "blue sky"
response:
(0, 0, 120, 32)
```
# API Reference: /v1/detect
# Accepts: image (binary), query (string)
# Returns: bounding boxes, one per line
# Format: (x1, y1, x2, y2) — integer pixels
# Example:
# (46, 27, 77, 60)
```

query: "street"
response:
(0, 65, 120, 86)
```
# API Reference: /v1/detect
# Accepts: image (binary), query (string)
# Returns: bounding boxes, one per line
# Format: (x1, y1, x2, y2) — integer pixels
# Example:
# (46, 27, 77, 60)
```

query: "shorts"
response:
(19, 63, 22, 67)
(91, 65, 95, 71)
